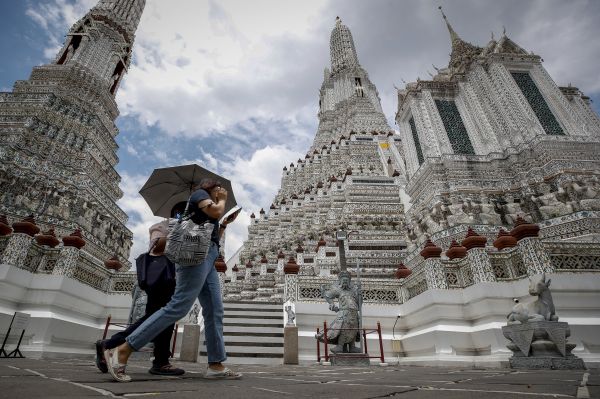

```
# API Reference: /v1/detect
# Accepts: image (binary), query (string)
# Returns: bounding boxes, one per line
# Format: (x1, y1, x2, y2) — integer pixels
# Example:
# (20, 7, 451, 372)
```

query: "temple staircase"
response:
(200, 301, 284, 365)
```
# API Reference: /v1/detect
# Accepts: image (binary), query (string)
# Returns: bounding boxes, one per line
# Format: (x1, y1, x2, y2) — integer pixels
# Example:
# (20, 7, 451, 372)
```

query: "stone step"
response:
(225, 311, 283, 319)
(223, 301, 282, 310)
(224, 322, 284, 328)
(198, 354, 282, 365)
(225, 306, 282, 313)
(200, 350, 283, 358)
(222, 335, 283, 344)
(223, 318, 282, 326)
(202, 345, 283, 354)
(224, 331, 284, 338)
(224, 325, 282, 334)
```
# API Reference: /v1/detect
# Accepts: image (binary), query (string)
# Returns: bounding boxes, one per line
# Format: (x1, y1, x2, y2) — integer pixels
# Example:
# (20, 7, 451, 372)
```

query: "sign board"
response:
(0, 311, 30, 358)
(12, 312, 30, 332)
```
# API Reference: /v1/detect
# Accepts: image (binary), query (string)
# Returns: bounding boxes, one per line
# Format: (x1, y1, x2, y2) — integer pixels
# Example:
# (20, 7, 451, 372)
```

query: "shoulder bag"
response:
(164, 199, 214, 267)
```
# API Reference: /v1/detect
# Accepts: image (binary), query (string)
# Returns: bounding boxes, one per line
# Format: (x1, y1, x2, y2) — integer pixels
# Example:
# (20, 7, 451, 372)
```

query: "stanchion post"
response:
(377, 322, 384, 364)
(323, 321, 329, 363)
(316, 327, 321, 362)
(102, 315, 112, 340)
(170, 323, 178, 358)
(362, 328, 368, 355)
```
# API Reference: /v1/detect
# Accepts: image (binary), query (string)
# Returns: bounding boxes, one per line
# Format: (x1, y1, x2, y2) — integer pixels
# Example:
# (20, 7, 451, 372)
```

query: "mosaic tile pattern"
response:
(511, 72, 564, 136)
(434, 99, 475, 155)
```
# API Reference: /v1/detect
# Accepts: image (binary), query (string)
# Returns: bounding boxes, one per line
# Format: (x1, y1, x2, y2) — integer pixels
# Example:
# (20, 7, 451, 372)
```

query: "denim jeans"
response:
(126, 243, 226, 363)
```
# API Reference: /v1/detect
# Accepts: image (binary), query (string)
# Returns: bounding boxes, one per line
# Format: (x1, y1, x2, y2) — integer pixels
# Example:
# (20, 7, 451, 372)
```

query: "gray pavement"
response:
(0, 357, 596, 398)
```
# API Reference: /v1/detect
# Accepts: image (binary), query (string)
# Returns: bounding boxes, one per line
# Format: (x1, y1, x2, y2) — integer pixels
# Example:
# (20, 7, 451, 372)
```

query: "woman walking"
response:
(105, 178, 241, 382)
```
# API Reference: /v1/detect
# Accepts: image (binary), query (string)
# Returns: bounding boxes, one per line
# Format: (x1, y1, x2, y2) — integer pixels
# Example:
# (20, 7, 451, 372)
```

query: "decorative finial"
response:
(438, 5, 459, 42)
(335, 16, 341, 26)
(502, 25, 507, 36)
(438, 5, 447, 20)
(491, 31, 495, 41)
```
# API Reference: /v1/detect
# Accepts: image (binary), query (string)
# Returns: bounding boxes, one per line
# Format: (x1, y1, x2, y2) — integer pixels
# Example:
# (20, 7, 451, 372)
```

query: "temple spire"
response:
(438, 6, 482, 74)
(438, 6, 460, 43)
(329, 17, 360, 73)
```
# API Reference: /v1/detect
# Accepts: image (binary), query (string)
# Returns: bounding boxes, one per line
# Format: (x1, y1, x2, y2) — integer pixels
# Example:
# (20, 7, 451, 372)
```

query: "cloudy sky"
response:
(1, 0, 599, 264)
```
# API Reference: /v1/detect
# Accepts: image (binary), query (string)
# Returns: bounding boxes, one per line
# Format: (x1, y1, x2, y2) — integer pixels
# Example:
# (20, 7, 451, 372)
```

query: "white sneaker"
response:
(104, 348, 132, 383)
(204, 366, 242, 380)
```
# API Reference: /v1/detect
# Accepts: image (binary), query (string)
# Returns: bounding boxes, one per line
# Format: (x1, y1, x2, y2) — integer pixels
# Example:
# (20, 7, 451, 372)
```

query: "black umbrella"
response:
(139, 164, 237, 218)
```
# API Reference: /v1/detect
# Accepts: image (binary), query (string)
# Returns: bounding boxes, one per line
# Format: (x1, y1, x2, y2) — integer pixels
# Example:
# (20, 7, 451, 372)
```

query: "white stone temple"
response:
(0, 2, 598, 366)
(220, 13, 600, 366)
(0, 0, 143, 356)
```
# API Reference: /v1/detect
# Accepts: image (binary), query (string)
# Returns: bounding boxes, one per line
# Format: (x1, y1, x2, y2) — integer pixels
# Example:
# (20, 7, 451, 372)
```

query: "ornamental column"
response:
(420, 239, 447, 289)
(1, 216, 39, 267)
(510, 217, 554, 275)
(316, 236, 329, 276)
(462, 227, 496, 283)
(395, 262, 412, 303)
(53, 229, 86, 277)
(284, 256, 299, 303)
(214, 255, 227, 297)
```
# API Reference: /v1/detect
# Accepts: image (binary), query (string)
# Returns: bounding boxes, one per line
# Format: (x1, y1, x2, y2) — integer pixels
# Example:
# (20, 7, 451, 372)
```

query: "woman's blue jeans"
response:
(126, 243, 226, 363)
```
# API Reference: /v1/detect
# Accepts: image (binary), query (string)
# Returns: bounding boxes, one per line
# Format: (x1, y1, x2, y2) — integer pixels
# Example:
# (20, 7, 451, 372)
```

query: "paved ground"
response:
(0, 358, 597, 398)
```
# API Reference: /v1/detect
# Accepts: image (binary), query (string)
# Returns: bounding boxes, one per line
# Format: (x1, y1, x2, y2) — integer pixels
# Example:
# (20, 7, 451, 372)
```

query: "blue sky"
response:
(1, 0, 599, 263)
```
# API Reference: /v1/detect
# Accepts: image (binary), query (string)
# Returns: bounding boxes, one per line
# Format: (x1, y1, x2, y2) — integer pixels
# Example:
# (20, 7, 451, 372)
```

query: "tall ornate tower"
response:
(0, 0, 146, 267)
(223, 18, 409, 303)
(312, 17, 391, 151)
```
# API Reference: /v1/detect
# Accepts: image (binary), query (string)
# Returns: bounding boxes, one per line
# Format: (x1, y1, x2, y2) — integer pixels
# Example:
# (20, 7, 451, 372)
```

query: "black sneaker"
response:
(149, 364, 185, 376)
(95, 340, 108, 373)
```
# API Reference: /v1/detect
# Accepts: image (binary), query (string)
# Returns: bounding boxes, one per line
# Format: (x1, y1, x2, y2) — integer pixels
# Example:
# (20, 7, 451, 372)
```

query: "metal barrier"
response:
(316, 321, 385, 364)
(102, 315, 178, 358)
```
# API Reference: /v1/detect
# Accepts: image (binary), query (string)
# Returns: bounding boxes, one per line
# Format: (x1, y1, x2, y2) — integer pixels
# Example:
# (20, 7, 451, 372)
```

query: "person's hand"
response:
(215, 187, 228, 202)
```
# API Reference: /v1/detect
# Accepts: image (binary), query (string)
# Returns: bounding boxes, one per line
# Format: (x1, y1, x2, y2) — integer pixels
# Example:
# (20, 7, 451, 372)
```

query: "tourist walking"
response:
(104, 178, 241, 382)
(95, 221, 184, 376)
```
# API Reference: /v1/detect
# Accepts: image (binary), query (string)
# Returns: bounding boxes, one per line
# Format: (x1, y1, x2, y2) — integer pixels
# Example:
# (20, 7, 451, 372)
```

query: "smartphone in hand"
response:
(222, 206, 242, 224)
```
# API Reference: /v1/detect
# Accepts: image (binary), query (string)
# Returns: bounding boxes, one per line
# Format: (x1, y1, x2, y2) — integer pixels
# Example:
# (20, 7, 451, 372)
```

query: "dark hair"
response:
(170, 201, 187, 218)
(193, 178, 222, 192)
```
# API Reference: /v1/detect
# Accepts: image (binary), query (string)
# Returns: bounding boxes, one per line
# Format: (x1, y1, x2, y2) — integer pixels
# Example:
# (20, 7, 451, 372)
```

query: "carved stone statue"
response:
(315, 271, 361, 353)
(285, 304, 296, 326)
(507, 273, 558, 324)
(187, 303, 200, 324)
(502, 273, 585, 369)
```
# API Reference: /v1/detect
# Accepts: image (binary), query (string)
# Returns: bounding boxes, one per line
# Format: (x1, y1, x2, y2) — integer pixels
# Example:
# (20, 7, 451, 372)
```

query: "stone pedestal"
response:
(502, 321, 585, 369)
(284, 325, 299, 365)
(329, 353, 370, 366)
(179, 324, 200, 362)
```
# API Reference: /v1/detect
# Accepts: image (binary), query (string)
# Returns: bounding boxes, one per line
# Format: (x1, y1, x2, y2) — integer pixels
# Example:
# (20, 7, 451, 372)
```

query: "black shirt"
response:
(188, 188, 220, 244)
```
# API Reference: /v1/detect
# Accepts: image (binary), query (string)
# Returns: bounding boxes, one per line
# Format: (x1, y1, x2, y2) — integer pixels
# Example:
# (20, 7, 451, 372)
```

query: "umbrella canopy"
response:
(139, 164, 237, 218)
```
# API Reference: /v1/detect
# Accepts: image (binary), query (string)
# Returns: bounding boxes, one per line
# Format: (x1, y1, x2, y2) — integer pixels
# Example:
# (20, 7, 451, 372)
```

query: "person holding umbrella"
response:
(105, 172, 241, 382)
